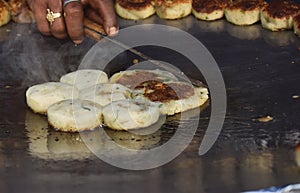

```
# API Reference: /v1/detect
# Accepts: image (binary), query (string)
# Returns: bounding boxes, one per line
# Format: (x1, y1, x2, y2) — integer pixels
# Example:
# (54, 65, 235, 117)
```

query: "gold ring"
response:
(46, 9, 62, 25)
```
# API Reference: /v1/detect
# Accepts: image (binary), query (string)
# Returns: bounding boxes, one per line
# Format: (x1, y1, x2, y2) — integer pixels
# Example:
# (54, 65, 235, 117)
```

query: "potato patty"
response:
(115, 0, 156, 20)
(261, 0, 300, 31)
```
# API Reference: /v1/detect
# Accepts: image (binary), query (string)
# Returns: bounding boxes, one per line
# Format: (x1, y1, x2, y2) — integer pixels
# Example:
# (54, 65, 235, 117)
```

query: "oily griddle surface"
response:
(0, 16, 300, 193)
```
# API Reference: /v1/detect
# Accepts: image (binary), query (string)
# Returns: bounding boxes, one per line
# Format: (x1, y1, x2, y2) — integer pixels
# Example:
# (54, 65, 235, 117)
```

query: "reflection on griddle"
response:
(227, 24, 261, 40)
(25, 110, 94, 160)
(119, 16, 158, 27)
(158, 16, 194, 31)
(104, 128, 161, 150)
(25, 110, 50, 159)
(198, 20, 226, 33)
(292, 36, 300, 50)
(242, 152, 274, 174)
(25, 101, 208, 161)
(25, 110, 164, 160)
(295, 143, 300, 167)
(47, 130, 93, 160)
(262, 30, 296, 47)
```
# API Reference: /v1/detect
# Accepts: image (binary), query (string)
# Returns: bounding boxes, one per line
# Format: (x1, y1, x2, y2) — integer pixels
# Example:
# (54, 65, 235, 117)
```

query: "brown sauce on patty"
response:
(135, 80, 195, 102)
(116, 71, 161, 89)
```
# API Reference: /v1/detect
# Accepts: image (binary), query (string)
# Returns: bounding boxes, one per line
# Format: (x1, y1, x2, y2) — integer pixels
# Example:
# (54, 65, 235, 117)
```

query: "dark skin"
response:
(27, 0, 119, 44)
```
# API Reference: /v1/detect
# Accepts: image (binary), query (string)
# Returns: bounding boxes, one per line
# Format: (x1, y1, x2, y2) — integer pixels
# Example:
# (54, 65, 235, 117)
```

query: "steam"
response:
(0, 23, 94, 88)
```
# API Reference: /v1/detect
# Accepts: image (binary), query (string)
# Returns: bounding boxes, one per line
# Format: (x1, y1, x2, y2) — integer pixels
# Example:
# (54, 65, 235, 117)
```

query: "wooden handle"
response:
(83, 18, 106, 41)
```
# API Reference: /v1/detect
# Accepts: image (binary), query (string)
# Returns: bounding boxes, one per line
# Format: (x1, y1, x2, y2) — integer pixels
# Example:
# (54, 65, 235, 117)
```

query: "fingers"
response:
(89, 0, 119, 36)
(33, 0, 67, 38)
(64, 2, 84, 44)
(33, 0, 51, 36)
(26, 0, 34, 12)
(32, 0, 118, 43)
(85, 7, 104, 25)
(48, 0, 67, 39)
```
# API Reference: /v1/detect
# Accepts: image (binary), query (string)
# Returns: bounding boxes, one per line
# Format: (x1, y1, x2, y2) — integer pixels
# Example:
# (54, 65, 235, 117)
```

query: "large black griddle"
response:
(0, 14, 300, 193)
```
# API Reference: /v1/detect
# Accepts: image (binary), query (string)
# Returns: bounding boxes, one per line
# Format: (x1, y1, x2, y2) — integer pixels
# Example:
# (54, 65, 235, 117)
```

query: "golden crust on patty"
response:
(134, 80, 195, 102)
(226, 0, 266, 11)
(117, 0, 153, 10)
(293, 13, 300, 36)
(261, 0, 300, 31)
(192, 0, 228, 14)
(8, 0, 35, 23)
(115, 0, 155, 20)
(262, 0, 300, 19)
(192, 0, 229, 21)
(0, 0, 11, 27)
(133, 80, 209, 115)
(155, 0, 192, 19)
(156, 0, 191, 8)
(225, 0, 266, 25)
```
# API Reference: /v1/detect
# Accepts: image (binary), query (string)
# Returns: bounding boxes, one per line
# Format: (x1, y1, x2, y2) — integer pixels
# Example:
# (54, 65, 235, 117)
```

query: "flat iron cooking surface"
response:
(0, 16, 300, 193)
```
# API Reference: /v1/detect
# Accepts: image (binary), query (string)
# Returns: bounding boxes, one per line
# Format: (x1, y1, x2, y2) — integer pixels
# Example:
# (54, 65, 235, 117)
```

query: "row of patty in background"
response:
(116, 0, 300, 36)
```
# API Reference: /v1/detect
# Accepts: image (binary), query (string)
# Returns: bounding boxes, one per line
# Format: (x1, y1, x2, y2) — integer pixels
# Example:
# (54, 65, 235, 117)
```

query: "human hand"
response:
(27, 0, 119, 44)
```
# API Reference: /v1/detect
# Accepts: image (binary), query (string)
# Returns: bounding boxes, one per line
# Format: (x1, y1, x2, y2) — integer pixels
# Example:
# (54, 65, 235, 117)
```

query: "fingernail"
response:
(73, 39, 83, 45)
(109, 27, 118, 36)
